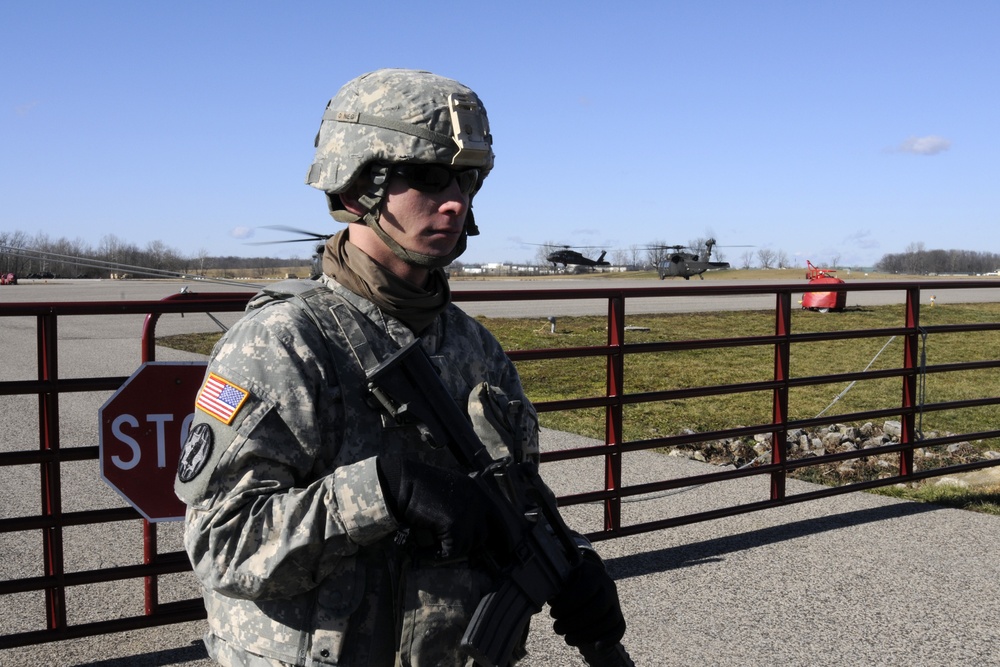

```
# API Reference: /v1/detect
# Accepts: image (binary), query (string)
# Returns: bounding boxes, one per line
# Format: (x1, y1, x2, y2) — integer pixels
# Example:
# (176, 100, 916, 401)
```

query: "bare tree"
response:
(776, 249, 790, 269)
(628, 244, 644, 268)
(145, 240, 170, 270)
(646, 240, 671, 271)
(97, 234, 143, 274)
(195, 248, 211, 275)
(688, 237, 708, 255)
(756, 248, 777, 269)
(876, 246, 1000, 275)
(535, 242, 558, 267)
(0, 229, 32, 275)
(251, 256, 270, 279)
(740, 250, 755, 270)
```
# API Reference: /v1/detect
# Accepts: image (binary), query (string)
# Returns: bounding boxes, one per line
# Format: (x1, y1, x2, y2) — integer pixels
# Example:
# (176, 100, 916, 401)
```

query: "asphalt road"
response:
(5, 426, 1000, 667)
(4, 275, 1000, 319)
(453, 275, 1000, 316)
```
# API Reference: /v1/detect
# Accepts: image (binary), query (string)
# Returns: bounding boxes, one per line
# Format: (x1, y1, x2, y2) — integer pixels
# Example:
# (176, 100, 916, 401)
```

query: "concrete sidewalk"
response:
(533, 431, 1000, 667)
(4, 426, 1000, 666)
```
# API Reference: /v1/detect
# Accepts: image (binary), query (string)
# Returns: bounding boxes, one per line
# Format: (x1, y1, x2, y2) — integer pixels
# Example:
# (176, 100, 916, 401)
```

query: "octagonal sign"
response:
(99, 362, 207, 522)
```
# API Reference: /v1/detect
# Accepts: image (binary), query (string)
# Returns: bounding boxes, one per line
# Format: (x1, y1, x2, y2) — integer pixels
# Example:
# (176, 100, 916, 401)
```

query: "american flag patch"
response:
(196, 373, 250, 425)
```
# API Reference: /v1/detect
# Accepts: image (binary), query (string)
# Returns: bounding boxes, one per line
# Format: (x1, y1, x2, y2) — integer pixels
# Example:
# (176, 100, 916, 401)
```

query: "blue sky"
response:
(2, 1, 997, 268)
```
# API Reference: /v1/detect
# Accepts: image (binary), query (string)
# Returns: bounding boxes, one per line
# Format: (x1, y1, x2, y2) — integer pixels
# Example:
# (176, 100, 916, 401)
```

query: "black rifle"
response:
(366, 339, 634, 667)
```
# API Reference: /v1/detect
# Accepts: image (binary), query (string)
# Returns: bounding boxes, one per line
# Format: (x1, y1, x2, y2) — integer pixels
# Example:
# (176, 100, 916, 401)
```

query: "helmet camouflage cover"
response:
(306, 68, 493, 194)
(305, 68, 493, 267)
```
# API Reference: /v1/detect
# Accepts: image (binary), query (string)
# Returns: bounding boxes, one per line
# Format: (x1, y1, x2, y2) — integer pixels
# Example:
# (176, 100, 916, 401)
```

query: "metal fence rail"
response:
(2, 279, 1000, 648)
(452, 282, 1000, 540)
(0, 292, 249, 649)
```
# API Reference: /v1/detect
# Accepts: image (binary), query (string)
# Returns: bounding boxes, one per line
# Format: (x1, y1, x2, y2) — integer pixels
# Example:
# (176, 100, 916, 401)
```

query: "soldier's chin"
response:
(421, 236, 461, 256)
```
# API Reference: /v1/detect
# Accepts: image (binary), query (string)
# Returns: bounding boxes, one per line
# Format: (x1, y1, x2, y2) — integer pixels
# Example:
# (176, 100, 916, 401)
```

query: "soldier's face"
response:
(378, 167, 472, 259)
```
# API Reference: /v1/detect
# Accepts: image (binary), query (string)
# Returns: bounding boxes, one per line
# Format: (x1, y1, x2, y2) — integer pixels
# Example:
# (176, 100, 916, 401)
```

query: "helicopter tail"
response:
(704, 238, 717, 258)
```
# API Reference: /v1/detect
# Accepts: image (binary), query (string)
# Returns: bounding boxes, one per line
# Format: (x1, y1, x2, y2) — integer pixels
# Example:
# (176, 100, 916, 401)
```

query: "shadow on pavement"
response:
(605, 501, 941, 579)
(76, 641, 208, 666)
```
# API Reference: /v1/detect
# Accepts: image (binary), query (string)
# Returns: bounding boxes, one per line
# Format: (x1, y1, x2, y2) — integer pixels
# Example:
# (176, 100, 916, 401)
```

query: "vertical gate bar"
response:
(770, 291, 792, 500)
(143, 521, 159, 615)
(38, 312, 67, 631)
(900, 287, 920, 476)
(142, 308, 161, 614)
(604, 294, 625, 533)
(142, 310, 161, 363)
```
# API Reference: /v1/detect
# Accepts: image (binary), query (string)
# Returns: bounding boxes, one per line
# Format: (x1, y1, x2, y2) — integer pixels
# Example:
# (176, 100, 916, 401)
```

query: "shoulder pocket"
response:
(174, 395, 273, 509)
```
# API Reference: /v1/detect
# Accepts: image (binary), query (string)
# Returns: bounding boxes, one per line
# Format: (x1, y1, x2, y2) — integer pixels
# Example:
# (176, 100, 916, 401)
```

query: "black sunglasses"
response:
(392, 163, 482, 196)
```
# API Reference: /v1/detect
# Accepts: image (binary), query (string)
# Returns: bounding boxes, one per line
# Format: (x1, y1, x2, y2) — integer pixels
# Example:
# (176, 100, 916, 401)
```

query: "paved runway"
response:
(4, 274, 1000, 318)
(3, 279, 1000, 665)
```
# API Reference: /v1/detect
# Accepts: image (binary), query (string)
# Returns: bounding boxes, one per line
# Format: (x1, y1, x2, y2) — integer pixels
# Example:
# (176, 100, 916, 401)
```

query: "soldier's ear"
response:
(338, 171, 376, 216)
(339, 190, 366, 216)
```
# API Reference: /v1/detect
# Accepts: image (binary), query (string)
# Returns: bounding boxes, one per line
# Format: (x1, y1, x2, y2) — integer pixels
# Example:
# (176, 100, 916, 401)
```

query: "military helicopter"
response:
(535, 244, 611, 270)
(651, 238, 746, 280)
(251, 225, 332, 279)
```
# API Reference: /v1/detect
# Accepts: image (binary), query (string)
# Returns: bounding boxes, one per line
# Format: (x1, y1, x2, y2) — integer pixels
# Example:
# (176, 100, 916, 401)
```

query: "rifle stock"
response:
(366, 340, 634, 667)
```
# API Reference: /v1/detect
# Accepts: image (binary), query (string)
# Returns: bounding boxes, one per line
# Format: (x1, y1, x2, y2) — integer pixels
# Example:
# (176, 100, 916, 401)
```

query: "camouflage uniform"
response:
(176, 275, 538, 666)
(173, 68, 577, 666)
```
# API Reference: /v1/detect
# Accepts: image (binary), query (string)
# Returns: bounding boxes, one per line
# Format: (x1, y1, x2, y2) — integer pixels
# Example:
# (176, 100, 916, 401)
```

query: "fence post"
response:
(770, 291, 792, 500)
(900, 287, 921, 476)
(604, 294, 626, 532)
(140, 300, 168, 615)
(38, 312, 67, 633)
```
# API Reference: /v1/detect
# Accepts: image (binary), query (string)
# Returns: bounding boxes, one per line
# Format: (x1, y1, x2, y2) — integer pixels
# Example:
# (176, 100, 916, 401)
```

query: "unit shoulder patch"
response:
(196, 373, 250, 425)
(177, 422, 214, 483)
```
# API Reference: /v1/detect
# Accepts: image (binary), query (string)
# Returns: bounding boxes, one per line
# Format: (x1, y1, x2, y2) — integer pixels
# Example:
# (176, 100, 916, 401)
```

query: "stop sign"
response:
(99, 362, 207, 522)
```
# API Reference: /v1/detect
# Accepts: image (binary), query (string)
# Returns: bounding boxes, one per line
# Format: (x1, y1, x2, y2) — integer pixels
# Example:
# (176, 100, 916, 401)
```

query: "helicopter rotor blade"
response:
(1, 244, 267, 290)
(246, 238, 327, 246)
(259, 225, 333, 241)
(525, 242, 573, 249)
(526, 242, 606, 250)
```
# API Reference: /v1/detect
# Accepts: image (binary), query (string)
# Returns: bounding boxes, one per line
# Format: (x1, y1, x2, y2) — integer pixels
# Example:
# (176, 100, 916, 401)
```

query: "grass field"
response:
(476, 303, 999, 438)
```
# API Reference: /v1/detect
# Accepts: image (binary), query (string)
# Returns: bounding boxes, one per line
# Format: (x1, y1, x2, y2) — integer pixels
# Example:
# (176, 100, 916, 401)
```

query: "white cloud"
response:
(15, 101, 40, 117)
(230, 226, 254, 240)
(896, 135, 951, 156)
(843, 229, 880, 250)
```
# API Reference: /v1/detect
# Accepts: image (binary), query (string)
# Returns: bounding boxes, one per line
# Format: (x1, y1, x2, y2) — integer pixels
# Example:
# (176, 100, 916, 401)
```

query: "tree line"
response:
(874, 242, 1000, 275)
(4, 229, 998, 278)
(0, 230, 310, 279)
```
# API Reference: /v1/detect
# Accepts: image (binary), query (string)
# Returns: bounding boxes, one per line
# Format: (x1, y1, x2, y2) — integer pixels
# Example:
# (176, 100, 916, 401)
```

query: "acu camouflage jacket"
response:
(175, 276, 539, 666)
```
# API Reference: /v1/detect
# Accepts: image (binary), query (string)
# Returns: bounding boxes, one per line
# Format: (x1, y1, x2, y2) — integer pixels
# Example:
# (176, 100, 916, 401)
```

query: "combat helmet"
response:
(305, 68, 493, 267)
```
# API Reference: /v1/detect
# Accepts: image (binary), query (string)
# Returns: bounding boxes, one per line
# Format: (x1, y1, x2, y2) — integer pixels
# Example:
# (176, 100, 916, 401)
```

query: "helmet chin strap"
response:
(351, 164, 478, 269)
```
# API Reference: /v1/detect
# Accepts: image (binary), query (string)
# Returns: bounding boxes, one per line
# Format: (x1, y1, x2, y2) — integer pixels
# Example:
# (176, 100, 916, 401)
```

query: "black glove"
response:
(377, 457, 513, 560)
(548, 552, 627, 647)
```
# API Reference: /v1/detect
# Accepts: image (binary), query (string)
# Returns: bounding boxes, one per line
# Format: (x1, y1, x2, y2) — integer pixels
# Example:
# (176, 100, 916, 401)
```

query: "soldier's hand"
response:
(548, 552, 627, 647)
(377, 458, 512, 560)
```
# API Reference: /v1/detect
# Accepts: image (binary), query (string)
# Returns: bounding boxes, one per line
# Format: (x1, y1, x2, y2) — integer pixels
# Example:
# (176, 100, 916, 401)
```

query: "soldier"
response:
(175, 68, 626, 666)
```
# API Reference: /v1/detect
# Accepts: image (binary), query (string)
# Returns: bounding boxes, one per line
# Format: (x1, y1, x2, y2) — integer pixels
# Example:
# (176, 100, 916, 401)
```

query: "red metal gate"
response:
(3, 280, 1000, 648)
